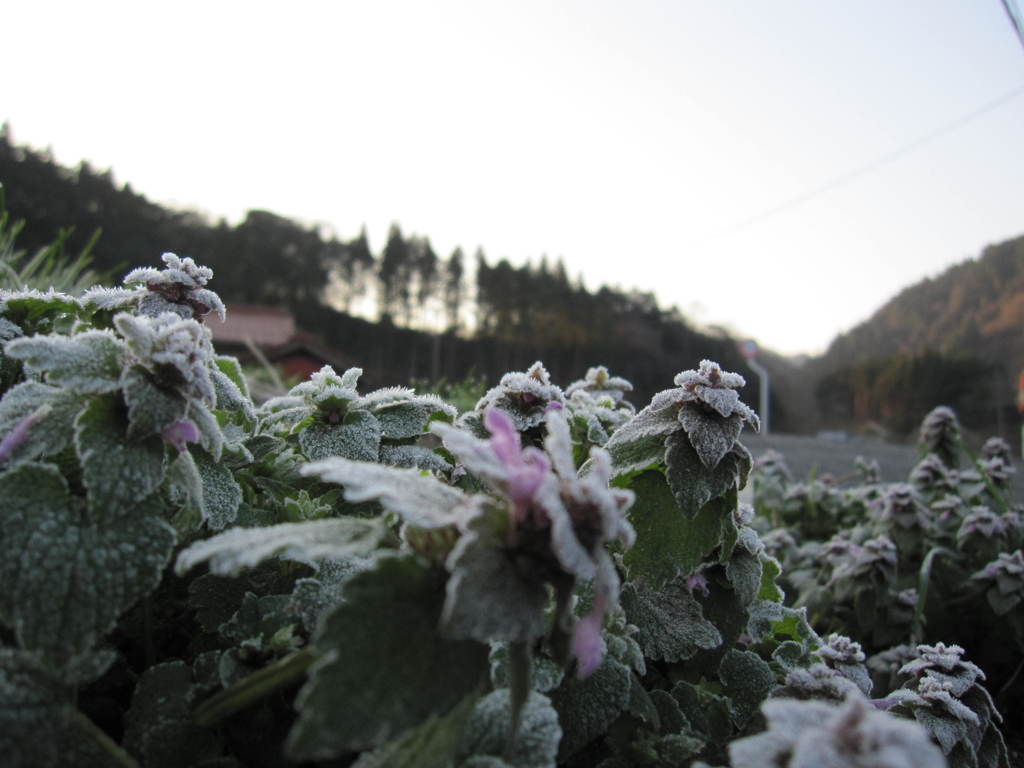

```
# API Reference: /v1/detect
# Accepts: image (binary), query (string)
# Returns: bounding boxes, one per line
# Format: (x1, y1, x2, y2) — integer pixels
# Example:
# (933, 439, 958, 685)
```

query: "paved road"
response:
(740, 432, 1024, 500)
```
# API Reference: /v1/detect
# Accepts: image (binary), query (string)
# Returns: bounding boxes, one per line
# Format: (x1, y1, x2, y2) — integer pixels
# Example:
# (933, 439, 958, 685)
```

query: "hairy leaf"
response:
(188, 446, 240, 530)
(74, 395, 166, 524)
(0, 462, 174, 660)
(299, 409, 382, 461)
(287, 555, 488, 759)
(719, 649, 777, 729)
(302, 456, 468, 527)
(0, 381, 84, 465)
(0, 648, 69, 768)
(621, 471, 735, 586)
(121, 364, 188, 440)
(457, 690, 562, 768)
(549, 656, 631, 760)
(176, 517, 389, 576)
(620, 580, 722, 662)
(665, 431, 745, 518)
(442, 507, 549, 643)
(5, 330, 123, 394)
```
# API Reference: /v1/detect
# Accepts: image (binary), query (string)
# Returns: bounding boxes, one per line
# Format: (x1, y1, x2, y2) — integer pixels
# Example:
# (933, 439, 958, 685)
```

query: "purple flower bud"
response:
(162, 420, 199, 452)
(686, 571, 710, 597)
(0, 408, 46, 465)
(572, 592, 608, 679)
(483, 408, 550, 522)
(545, 401, 564, 412)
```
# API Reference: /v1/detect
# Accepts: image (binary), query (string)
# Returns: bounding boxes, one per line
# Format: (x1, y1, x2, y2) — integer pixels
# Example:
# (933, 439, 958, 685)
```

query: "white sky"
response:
(5, 0, 1024, 356)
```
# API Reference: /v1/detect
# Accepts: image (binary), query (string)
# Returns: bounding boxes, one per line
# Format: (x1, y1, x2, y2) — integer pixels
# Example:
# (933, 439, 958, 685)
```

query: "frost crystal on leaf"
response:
(467, 361, 566, 432)
(114, 312, 216, 406)
(123, 252, 226, 321)
(729, 692, 945, 768)
(565, 366, 635, 408)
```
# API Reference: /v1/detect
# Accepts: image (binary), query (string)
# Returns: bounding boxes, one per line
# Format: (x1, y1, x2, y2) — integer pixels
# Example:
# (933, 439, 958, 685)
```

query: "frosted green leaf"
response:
(287, 555, 488, 759)
(620, 580, 721, 662)
(719, 649, 777, 729)
(379, 443, 453, 472)
(0, 381, 84, 464)
(442, 507, 549, 643)
(123, 660, 221, 768)
(678, 408, 744, 470)
(457, 690, 562, 768)
(0, 316, 21, 341)
(729, 693, 945, 768)
(191, 446, 242, 530)
(370, 396, 457, 440)
(489, 644, 565, 693)
(351, 692, 479, 768)
(621, 471, 735, 586)
(166, 449, 204, 523)
(746, 600, 785, 643)
(665, 431, 747, 518)
(214, 355, 250, 399)
(80, 285, 144, 312)
(0, 462, 175, 659)
(604, 398, 679, 478)
(302, 456, 469, 527)
(187, 401, 223, 461)
(211, 366, 255, 424)
(726, 548, 763, 606)
(0, 648, 69, 768)
(74, 395, 166, 524)
(176, 517, 389, 576)
(0, 288, 80, 326)
(5, 330, 123, 394)
(549, 656, 631, 760)
(121, 365, 188, 440)
(298, 409, 382, 461)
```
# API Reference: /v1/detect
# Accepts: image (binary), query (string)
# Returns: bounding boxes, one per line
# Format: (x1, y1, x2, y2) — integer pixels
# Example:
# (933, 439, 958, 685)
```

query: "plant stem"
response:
(193, 648, 316, 727)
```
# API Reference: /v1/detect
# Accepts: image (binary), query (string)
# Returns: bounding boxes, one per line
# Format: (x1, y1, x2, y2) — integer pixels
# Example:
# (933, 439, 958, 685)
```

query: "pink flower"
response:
(572, 592, 608, 679)
(484, 408, 549, 522)
(162, 420, 199, 452)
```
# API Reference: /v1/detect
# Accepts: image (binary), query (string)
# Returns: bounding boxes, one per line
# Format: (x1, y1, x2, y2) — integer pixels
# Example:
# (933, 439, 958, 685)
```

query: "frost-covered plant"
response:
(910, 454, 960, 498)
(957, 507, 1021, 566)
(565, 365, 634, 408)
(882, 643, 1008, 768)
(875, 483, 933, 561)
(918, 405, 961, 469)
(970, 550, 1024, 617)
(259, 363, 457, 469)
(729, 692, 945, 768)
(460, 360, 566, 437)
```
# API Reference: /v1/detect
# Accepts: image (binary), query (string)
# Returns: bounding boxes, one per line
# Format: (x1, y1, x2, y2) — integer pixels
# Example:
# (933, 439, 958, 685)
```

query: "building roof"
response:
(209, 304, 296, 346)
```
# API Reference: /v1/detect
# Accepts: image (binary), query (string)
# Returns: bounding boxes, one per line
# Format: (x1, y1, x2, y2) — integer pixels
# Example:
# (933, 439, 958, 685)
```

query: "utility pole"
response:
(740, 340, 770, 435)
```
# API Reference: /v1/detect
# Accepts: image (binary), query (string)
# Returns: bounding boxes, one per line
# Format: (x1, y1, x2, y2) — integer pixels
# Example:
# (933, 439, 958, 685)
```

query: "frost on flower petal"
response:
(162, 419, 199, 452)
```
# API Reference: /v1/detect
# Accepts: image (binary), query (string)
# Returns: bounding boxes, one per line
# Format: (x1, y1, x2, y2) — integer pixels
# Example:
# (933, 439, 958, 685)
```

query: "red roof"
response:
(210, 305, 296, 346)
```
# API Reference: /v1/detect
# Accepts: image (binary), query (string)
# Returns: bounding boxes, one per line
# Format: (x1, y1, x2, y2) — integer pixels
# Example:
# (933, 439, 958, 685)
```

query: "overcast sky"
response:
(5, 1, 1024, 355)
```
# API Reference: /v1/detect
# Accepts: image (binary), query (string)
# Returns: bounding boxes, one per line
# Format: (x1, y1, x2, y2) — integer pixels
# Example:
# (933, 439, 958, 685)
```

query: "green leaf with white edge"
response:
(725, 548, 763, 607)
(74, 394, 166, 524)
(287, 554, 488, 759)
(302, 456, 468, 528)
(190, 446, 242, 531)
(620, 579, 722, 663)
(664, 431, 745, 518)
(0, 462, 175, 660)
(210, 366, 255, 424)
(0, 290, 80, 330)
(621, 470, 736, 587)
(758, 555, 784, 603)
(379, 443, 453, 473)
(372, 399, 455, 440)
(603, 391, 680, 474)
(214, 355, 251, 400)
(442, 505, 550, 643)
(188, 401, 223, 461)
(351, 692, 480, 768)
(299, 408, 382, 462)
(5, 330, 123, 394)
(719, 649, 777, 729)
(176, 517, 390, 576)
(0, 381, 84, 464)
(0, 648, 70, 768)
(549, 656, 632, 761)
(166, 449, 204, 525)
(121, 365, 188, 440)
(457, 690, 562, 768)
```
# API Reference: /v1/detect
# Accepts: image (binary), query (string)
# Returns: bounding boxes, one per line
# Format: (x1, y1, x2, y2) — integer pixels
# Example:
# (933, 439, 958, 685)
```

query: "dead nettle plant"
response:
(0, 245, 976, 768)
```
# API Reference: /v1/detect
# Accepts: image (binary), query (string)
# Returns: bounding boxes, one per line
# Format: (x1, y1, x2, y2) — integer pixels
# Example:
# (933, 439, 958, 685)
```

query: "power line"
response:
(1001, 0, 1024, 52)
(696, 80, 1024, 244)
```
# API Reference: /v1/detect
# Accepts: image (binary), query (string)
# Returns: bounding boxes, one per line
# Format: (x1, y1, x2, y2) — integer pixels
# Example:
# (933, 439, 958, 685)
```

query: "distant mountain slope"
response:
(813, 234, 1024, 439)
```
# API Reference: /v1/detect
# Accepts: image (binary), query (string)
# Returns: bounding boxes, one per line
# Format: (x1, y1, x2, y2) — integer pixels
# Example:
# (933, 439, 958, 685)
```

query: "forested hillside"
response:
(0, 127, 794, 427)
(814, 235, 1024, 439)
